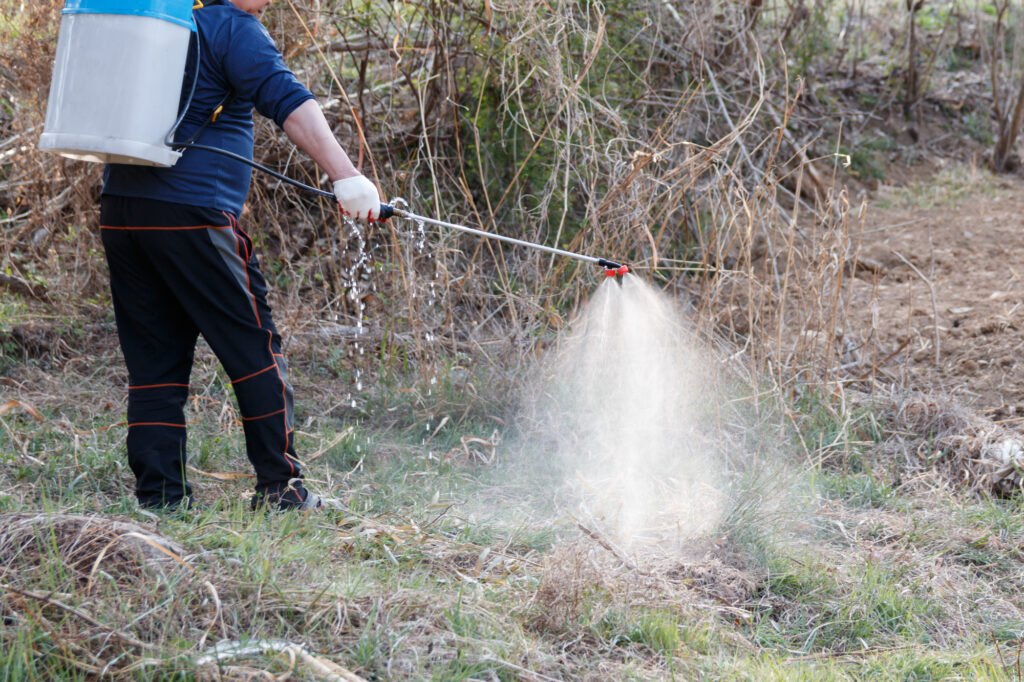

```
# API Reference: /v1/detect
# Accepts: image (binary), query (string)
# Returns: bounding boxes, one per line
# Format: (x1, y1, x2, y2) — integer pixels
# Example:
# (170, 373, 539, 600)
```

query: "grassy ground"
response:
(3, 306, 1024, 681)
(7, 0, 1024, 675)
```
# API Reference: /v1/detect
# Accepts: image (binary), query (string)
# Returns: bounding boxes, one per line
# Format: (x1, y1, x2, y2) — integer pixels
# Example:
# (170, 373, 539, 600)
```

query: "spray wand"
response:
(166, 103, 628, 276)
(160, 29, 627, 279)
(377, 203, 629, 278)
(39, 1, 628, 278)
(164, 131, 632, 277)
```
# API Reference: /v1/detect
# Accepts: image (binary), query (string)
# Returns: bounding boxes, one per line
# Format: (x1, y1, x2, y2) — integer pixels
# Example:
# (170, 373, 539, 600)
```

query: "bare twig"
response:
(1, 584, 158, 652)
(893, 250, 941, 366)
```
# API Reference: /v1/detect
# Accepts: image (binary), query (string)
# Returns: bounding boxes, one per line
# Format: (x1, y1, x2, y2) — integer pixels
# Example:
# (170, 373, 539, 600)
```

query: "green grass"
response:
(753, 551, 941, 654)
(881, 163, 1002, 211)
(2, 400, 1020, 680)
(818, 471, 897, 509)
(964, 111, 994, 145)
(2, 339, 1024, 679)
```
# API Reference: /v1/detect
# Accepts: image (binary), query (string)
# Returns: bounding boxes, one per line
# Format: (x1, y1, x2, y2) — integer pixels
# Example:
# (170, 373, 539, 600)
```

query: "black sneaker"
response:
(250, 487, 323, 512)
(135, 496, 200, 519)
(137, 495, 199, 511)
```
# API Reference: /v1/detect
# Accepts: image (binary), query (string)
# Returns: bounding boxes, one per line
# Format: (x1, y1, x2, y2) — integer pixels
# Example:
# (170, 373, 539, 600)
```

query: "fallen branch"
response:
(575, 522, 649, 576)
(0, 273, 49, 302)
(196, 639, 367, 682)
(2, 584, 157, 652)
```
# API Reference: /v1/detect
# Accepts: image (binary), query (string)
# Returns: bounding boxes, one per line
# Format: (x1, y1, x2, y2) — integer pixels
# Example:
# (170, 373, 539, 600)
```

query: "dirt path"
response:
(849, 167, 1024, 419)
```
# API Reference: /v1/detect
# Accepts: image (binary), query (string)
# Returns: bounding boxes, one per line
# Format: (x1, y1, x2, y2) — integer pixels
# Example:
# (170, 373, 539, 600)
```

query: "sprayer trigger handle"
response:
(379, 203, 395, 222)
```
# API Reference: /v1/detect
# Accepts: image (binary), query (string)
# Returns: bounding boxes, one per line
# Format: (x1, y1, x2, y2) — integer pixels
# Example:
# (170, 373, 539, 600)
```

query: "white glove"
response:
(333, 175, 381, 221)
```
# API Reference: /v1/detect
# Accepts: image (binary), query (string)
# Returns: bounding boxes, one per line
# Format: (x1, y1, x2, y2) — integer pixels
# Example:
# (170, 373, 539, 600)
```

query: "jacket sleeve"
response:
(221, 16, 316, 127)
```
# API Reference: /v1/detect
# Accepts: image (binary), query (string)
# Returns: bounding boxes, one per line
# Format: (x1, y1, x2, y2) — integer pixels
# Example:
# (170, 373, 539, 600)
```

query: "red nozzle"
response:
(604, 265, 628, 277)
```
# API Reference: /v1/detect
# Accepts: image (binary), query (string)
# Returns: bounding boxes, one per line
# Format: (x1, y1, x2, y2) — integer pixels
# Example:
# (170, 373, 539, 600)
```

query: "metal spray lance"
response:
(377, 204, 630, 280)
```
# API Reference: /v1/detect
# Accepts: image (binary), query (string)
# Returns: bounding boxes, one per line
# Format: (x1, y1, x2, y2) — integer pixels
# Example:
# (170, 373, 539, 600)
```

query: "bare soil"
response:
(849, 167, 1024, 420)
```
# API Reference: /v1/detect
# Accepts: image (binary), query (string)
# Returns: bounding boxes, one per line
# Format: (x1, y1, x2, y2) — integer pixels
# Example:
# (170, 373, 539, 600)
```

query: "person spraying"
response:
(41, 0, 631, 512)
(98, 0, 377, 511)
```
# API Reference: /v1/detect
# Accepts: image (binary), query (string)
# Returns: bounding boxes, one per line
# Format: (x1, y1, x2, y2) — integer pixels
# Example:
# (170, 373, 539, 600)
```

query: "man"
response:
(100, 0, 377, 510)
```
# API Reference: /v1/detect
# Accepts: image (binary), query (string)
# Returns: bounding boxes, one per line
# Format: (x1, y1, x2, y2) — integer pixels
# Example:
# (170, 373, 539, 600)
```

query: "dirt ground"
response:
(849, 166, 1024, 421)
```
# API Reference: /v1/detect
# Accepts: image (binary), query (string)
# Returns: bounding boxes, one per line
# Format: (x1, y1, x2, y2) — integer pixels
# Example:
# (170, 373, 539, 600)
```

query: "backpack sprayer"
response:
(36, 0, 629, 278)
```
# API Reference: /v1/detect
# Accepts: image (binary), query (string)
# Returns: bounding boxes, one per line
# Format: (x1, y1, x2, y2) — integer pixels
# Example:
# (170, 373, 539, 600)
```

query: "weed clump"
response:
(0, 512, 189, 586)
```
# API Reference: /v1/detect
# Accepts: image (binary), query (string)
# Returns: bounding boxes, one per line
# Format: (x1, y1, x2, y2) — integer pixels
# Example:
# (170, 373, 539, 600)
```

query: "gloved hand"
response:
(333, 175, 381, 221)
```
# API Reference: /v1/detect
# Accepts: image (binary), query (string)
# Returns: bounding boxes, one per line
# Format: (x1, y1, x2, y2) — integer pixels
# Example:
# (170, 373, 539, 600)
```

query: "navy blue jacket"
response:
(102, 0, 315, 217)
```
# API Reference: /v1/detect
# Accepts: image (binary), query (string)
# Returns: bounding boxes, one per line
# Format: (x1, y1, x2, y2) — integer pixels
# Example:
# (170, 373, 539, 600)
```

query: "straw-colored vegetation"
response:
(5, 0, 1024, 678)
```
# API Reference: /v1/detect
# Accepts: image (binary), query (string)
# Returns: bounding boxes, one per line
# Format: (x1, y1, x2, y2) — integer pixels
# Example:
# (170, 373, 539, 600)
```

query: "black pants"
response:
(100, 195, 302, 506)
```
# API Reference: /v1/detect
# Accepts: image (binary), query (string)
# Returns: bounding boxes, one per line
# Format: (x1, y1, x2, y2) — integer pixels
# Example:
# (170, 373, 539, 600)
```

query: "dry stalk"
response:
(0, 0, 876, 418)
(892, 250, 940, 366)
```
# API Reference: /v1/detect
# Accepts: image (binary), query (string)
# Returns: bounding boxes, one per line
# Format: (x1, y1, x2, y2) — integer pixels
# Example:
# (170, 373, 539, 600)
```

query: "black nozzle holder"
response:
(597, 258, 622, 270)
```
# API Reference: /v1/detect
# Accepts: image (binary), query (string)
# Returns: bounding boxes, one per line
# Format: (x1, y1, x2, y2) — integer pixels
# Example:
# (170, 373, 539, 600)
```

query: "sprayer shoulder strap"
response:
(175, 0, 234, 149)
(176, 91, 235, 148)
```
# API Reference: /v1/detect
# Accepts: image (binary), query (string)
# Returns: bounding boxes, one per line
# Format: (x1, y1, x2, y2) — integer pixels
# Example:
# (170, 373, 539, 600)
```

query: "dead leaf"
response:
(187, 465, 256, 480)
(0, 400, 44, 422)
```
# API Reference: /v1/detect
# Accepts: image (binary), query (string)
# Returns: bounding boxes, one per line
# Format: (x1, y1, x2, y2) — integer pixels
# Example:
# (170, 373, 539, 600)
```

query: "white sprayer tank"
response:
(38, 0, 193, 166)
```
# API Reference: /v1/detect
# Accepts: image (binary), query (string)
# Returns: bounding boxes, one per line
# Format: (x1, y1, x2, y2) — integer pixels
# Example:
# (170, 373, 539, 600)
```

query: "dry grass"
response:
(1, 0, 870, 382)
(1, 1, 987, 440)
(868, 391, 1024, 496)
(0, 512, 190, 581)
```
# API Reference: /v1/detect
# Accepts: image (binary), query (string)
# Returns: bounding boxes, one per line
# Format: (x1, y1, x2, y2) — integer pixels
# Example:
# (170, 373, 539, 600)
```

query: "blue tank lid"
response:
(62, 0, 195, 29)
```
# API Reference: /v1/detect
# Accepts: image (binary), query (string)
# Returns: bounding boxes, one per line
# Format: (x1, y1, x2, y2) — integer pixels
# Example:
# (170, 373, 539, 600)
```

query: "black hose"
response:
(173, 141, 335, 199)
(162, 13, 335, 200)
(163, 16, 201, 148)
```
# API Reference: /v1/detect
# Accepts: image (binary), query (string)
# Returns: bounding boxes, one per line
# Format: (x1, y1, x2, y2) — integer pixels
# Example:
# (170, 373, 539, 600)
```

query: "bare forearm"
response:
(282, 99, 359, 182)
